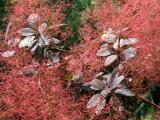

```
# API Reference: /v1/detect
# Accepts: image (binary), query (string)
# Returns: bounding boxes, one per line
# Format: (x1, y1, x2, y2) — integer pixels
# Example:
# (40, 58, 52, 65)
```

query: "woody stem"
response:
(135, 95, 160, 110)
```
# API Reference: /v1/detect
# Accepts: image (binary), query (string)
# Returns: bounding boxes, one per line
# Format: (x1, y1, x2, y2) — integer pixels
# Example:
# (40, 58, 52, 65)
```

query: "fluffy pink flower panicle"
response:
(8, 0, 67, 41)
(118, 0, 160, 87)
(0, 62, 85, 120)
(66, 23, 103, 82)
(87, 0, 160, 89)
(0, 0, 85, 119)
(13, 6, 24, 16)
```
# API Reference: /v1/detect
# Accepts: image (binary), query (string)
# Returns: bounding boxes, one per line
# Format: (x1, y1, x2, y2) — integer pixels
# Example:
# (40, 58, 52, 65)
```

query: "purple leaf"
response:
(38, 23, 47, 35)
(115, 88, 135, 96)
(96, 99, 106, 114)
(39, 35, 49, 47)
(102, 73, 112, 84)
(111, 75, 124, 89)
(90, 79, 105, 90)
(122, 47, 137, 60)
(101, 33, 117, 43)
(30, 44, 38, 54)
(104, 55, 118, 67)
(100, 43, 108, 48)
(50, 52, 60, 63)
(50, 38, 61, 44)
(19, 36, 35, 48)
(87, 94, 102, 109)
(113, 38, 138, 49)
(18, 28, 35, 36)
(28, 13, 39, 27)
(96, 47, 111, 57)
(118, 64, 124, 71)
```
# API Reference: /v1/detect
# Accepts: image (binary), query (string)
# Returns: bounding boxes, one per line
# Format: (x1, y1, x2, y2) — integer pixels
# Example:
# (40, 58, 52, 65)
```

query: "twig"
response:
(5, 22, 11, 43)
(38, 76, 46, 96)
(38, 75, 51, 98)
(66, 81, 72, 89)
(135, 95, 160, 110)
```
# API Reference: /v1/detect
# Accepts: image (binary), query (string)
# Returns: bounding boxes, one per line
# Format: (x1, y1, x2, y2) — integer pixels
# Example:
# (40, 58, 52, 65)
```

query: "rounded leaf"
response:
(115, 88, 135, 96)
(96, 99, 106, 114)
(101, 33, 117, 43)
(28, 13, 39, 27)
(97, 47, 111, 57)
(113, 38, 138, 49)
(104, 55, 118, 67)
(28, 39, 37, 49)
(38, 35, 49, 47)
(103, 73, 112, 84)
(30, 44, 38, 54)
(50, 52, 60, 63)
(111, 75, 124, 89)
(122, 47, 137, 60)
(100, 43, 108, 48)
(38, 23, 47, 35)
(87, 94, 102, 109)
(18, 28, 35, 36)
(128, 38, 138, 44)
(19, 36, 35, 48)
(113, 40, 119, 49)
(90, 79, 105, 90)
(118, 64, 124, 71)
(50, 38, 61, 44)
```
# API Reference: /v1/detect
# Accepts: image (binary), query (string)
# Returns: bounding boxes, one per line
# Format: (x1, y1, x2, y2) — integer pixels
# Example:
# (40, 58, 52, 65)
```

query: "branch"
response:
(135, 95, 160, 110)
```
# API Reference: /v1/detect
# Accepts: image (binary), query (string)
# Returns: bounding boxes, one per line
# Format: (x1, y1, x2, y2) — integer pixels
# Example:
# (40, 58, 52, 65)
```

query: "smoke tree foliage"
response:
(18, 13, 64, 63)
(83, 28, 138, 114)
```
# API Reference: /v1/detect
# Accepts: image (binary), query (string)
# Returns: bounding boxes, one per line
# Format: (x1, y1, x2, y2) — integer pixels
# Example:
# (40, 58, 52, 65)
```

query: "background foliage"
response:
(61, 0, 93, 46)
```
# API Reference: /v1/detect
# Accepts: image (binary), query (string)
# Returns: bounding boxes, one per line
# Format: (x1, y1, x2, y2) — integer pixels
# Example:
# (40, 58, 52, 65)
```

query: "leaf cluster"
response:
(18, 14, 64, 63)
(81, 28, 138, 114)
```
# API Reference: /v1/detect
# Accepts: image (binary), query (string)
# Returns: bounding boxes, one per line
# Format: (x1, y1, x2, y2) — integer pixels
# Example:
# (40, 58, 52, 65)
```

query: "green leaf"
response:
(63, 73, 73, 83)
(62, 0, 94, 46)
(134, 92, 156, 120)
(140, 107, 156, 120)
(0, 0, 9, 30)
